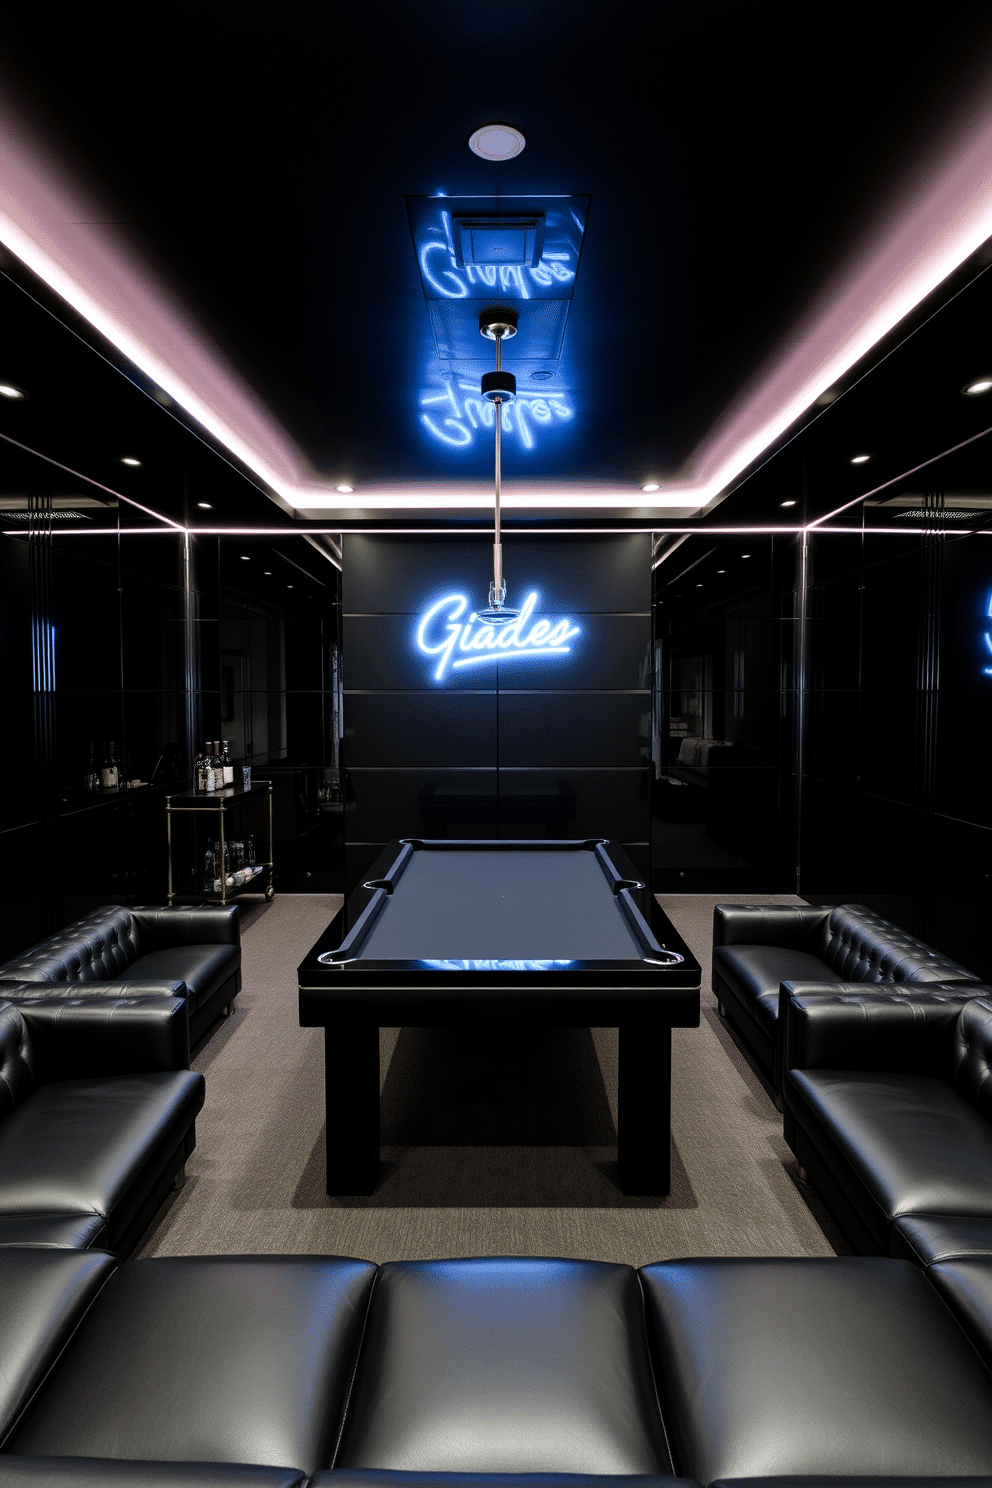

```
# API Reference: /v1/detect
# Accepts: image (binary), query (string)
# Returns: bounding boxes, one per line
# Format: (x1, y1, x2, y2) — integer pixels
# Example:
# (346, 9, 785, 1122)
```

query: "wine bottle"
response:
(84, 740, 99, 792)
(100, 740, 119, 791)
(204, 742, 216, 793)
(221, 740, 234, 787)
(194, 752, 205, 792)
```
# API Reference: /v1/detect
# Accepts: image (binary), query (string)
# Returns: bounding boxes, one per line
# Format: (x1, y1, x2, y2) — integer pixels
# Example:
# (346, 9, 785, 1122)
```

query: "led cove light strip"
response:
(4, 76, 992, 518)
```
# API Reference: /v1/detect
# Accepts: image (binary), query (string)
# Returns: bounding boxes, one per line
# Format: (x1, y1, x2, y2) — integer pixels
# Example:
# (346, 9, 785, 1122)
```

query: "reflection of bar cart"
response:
(165, 783, 275, 905)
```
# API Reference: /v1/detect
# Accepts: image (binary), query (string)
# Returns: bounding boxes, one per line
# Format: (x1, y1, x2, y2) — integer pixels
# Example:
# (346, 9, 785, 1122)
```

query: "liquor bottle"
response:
(203, 742, 216, 793)
(100, 740, 119, 791)
(221, 740, 234, 787)
(84, 740, 99, 792)
(194, 752, 205, 792)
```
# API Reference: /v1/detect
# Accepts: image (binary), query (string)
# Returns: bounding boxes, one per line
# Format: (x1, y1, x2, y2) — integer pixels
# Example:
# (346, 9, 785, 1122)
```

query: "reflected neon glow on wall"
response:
(984, 590, 992, 676)
(420, 378, 573, 451)
(415, 590, 581, 682)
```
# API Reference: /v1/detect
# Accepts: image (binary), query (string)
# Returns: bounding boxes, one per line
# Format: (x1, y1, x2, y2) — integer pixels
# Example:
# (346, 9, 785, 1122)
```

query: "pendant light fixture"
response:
(477, 306, 519, 623)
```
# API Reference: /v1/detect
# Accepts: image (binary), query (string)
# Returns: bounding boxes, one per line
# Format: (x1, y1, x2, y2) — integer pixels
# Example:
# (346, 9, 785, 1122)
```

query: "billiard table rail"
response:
(314, 837, 685, 971)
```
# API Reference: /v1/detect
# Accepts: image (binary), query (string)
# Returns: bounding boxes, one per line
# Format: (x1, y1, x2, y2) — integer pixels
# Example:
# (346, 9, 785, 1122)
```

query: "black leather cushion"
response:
(0, 1246, 117, 1444)
(640, 1256, 992, 1481)
(823, 904, 979, 984)
(16, 997, 191, 1081)
(712, 946, 832, 1030)
(0, 1072, 204, 1247)
(0, 1463, 307, 1486)
(786, 1069, 992, 1248)
(10, 1255, 376, 1472)
(712, 1480, 992, 1488)
(893, 1214, 992, 1266)
(926, 1259, 992, 1373)
(0, 1213, 106, 1248)
(130, 946, 237, 1013)
(335, 1257, 669, 1475)
(0, 907, 140, 984)
(315, 1477, 696, 1488)
(0, 1002, 34, 1117)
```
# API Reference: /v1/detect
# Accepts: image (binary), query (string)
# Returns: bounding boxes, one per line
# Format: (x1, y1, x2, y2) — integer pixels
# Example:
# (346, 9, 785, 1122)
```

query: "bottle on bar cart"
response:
(100, 740, 119, 791)
(221, 740, 234, 786)
(204, 743, 216, 793)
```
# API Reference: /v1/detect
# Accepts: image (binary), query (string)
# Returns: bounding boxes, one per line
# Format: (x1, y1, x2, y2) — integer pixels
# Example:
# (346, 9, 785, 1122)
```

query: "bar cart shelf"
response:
(165, 782, 275, 905)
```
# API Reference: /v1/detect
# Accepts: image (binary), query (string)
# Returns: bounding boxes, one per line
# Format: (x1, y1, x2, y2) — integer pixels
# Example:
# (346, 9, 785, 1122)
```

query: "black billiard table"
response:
(298, 838, 701, 1196)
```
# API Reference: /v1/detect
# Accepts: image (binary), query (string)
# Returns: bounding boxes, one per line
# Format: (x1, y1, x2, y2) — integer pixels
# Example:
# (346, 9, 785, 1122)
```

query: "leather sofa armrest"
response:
(782, 984, 982, 1080)
(0, 979, 190, 1000)
(130, 904, 241, 950)
(15, 995, 191, 1080)
(713, 904, 830, 949)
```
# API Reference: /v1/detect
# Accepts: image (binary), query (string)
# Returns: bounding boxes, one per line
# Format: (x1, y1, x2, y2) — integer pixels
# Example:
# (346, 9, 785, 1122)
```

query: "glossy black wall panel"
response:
(347, 769, 498, 841)
(493, 769, 649, 841)
(341, 534, 651, 883)
(498, 693, 649, 768)
(347, 693, 497, 768)
(344, 534, 649, 615)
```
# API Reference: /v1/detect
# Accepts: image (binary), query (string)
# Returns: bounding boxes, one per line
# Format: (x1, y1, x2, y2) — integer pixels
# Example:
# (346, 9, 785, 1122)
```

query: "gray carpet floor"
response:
(137, 892, 842, 1265)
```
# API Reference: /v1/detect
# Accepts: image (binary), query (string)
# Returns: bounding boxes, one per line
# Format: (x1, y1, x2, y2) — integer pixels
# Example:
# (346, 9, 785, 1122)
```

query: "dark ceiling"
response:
(2, 2, 992, 524)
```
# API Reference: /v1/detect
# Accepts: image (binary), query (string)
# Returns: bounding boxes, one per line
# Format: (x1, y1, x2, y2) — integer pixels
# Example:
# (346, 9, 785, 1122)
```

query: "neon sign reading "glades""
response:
(415, 591, 581, 682)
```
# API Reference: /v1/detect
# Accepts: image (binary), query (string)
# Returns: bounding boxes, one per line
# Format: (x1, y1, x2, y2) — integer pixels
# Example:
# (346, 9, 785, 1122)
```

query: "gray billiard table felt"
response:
(358, 849, 641, 962)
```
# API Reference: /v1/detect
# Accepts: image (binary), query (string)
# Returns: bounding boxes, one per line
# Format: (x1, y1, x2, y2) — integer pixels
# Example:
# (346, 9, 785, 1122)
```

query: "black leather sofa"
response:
(711, 902, 980, 1092)
(782, 985, 992, 1263)
(0, 905, 242, 1045)
(5, 1249, 992, 1485)
(0, 996, 203, 1256)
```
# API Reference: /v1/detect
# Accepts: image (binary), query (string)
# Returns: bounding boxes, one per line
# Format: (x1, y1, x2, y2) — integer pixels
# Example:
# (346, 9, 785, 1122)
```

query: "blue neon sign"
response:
(419, 377, 573, 452)
(984, 590, 992, 676)
(415, 590, 581, 682)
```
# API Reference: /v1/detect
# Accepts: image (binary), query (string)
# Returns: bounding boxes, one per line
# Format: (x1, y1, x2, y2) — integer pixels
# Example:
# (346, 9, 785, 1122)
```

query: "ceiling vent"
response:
(452, 213, 545, 268)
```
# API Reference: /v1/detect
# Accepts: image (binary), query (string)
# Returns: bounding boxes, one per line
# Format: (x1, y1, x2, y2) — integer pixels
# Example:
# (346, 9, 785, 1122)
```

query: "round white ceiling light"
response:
(469, 123, 526, 161)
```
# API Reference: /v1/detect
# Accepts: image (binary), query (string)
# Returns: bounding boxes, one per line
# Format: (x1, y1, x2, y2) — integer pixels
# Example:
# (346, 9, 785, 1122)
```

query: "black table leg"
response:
(324, 1024, 381, 1194)
(617, 1023, 672, 1195)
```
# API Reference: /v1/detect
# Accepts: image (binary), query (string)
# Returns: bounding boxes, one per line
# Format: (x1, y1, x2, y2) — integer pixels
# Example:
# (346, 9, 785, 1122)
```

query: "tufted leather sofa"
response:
(0, 905, 242, 1045)
(711, 902, 981, 1092)
(782, 986, 992, 1262)
(0, 996, 203, 1256)
(4, 1249, 992, 1484)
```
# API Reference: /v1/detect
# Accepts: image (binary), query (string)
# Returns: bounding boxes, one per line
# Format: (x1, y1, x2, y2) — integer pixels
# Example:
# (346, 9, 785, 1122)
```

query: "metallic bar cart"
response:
(165, 781, 275, 905)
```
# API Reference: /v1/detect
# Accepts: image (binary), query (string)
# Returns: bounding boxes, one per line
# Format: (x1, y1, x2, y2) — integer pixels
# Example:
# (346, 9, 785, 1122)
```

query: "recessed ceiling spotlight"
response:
(0, 383, 26, 399)
(642, 482, 660, 493)
(197, 502, 213, 509)
(741, 553, 751, 559)
(781, 499, 797, 507)
(263, 570, 272, 575)
(850, 453, 871, 464)
(335, 483, 354, 494)
(717, 569, 726, 573)
(120, 456, 142, 467)
(696, 583, 703, 588)
(964, 379, 992, 395)
(240, 555, 250, 562)
(468, 122, 526, 161)
(287, 585, 294, 589)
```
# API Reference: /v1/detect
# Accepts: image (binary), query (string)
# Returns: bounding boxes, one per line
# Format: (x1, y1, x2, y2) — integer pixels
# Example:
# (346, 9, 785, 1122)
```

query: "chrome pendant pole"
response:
(478, 307, 519, 623)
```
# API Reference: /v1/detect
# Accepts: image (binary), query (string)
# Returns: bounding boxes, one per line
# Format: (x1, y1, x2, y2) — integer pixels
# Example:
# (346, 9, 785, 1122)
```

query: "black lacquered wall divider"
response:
(340, 534, 653, 893)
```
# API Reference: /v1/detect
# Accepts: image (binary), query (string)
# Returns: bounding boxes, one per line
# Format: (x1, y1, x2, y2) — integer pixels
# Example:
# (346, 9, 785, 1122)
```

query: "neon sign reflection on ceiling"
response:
(984, 590, 992, 676)
(415, 590, 581, 682)
(418, 238, 576, 300)
(420, 377, 573, 451)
